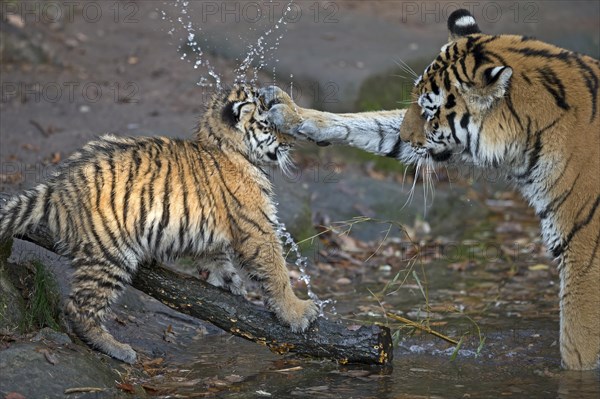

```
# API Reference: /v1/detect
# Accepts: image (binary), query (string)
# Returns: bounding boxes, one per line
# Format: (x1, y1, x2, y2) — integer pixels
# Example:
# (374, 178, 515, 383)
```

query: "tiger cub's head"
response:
(400, 9, 513, 163)
(203, 85, 295, 173)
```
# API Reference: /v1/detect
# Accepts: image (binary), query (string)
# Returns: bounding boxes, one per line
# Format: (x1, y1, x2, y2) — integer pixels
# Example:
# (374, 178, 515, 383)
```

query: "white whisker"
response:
(425, 157, 436, 214)
(393, 57, 419, 78)
(401, 164, 410, 191)
(423, 161, 428, 216)
(402, 159, 421, 210)
(445, 165, 453, 189)
(392, 74, 414, 80)
(277, 149, 296, 178)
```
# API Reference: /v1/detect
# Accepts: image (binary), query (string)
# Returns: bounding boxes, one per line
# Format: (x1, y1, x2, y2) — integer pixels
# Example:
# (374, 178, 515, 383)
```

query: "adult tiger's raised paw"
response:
(259, 85, 294, 108)
(259, 86, 305, 135)
(260, 86, 334, 146)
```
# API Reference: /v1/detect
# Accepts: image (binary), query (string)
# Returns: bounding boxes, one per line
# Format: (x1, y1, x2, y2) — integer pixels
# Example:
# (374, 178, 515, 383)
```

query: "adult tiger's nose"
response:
(399, 104, 426, 146)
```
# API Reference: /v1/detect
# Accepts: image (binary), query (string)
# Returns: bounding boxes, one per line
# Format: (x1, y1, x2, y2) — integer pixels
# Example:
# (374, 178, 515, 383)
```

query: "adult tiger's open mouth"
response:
(430, 150, 452, 162)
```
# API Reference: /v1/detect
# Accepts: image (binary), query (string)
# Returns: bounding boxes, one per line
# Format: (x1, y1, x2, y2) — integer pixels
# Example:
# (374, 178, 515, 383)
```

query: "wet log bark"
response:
(0, 193, 393, 365)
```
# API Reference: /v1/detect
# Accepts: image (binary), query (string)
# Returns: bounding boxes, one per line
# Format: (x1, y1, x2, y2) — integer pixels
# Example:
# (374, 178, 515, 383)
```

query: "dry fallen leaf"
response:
(0, 173, 23, 184)
(224, 374, 244, 383)
(116, 382, 135, 394)
(21, 143, 39, 151)
(163, 325, 176, 343)
(6, 14, 25, 29)
(50, 152, 62, 164)
(4, 393, 26, 399)
(40, 348, 58, 365)
(142, 357, 164, 367)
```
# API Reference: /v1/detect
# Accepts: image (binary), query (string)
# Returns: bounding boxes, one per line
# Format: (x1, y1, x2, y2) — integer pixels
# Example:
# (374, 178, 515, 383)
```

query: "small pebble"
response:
(335, 277, 351, 285)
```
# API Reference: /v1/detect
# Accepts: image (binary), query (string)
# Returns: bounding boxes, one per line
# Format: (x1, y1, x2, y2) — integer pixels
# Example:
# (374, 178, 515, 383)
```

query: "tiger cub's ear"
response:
(464, 66, 513, 110)
(221, 99, 256, 129)
(447, 9, 481, 41)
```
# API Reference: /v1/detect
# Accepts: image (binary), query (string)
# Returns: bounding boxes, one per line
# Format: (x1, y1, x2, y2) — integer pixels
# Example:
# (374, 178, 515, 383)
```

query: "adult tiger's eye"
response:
(433, 122, 440, 130)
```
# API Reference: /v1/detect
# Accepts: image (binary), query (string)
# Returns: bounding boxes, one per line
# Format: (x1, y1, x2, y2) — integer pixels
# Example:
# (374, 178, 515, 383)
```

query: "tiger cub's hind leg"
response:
(65, 254, 137, 364)
(197, 248, 246, 296)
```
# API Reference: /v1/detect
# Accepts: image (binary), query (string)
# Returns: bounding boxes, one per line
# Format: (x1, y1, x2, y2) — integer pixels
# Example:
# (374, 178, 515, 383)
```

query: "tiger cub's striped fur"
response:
(0, 85, 318, 363)
(260, 10, 599, 370)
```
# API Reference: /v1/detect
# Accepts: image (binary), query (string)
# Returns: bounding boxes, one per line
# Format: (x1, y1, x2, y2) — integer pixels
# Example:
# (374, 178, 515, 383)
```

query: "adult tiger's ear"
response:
(467, 66, 513, 109)
(483, 66, 513, 92)
(447, 9, 481, 41)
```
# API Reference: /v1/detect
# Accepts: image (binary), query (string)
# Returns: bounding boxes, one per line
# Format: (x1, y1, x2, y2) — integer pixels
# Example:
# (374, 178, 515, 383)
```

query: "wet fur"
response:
(0, 85, 318, 363)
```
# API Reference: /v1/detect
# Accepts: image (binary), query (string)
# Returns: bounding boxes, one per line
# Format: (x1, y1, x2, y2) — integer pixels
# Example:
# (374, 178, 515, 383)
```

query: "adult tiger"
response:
(260, 9, 599, 370)
(0, 85, 318, 363)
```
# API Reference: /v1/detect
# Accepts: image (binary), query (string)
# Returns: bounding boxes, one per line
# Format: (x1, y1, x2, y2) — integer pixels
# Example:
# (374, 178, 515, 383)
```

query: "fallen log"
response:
(0, 193, 393, 365)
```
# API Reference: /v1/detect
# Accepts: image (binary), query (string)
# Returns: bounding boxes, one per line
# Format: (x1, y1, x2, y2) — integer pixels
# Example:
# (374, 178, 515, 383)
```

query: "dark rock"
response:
(0, 339, 122, 399)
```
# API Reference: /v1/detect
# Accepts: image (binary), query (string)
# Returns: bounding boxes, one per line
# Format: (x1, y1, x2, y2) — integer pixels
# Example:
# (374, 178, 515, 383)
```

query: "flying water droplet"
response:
(275, 220, 336, 318)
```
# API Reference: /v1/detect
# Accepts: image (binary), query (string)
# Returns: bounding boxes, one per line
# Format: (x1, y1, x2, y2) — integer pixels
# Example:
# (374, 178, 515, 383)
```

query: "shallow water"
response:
(147, 178, 599, 398)
(167, 339, 599, 398)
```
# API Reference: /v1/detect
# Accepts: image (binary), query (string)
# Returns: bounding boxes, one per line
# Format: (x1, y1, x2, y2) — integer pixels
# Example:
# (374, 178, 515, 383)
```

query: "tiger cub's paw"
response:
(206, 265, 247, 296)
(279, 298, 319, 332)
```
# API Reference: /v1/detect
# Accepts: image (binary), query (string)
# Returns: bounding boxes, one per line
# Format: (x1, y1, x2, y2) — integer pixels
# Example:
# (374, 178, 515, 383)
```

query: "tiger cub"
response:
(0, 85, 318, 363)
(260, 10, 600, 370)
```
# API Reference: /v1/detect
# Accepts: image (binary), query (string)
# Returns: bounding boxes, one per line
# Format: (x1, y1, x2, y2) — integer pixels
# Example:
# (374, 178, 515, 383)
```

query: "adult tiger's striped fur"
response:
(0, 85, 318, 364)
(260, 10, 600, 370)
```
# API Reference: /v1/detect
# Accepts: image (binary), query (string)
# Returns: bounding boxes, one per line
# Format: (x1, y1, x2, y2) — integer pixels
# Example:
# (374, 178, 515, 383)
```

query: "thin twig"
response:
(64, 387, 106, 394)
(29, 119, 49, 137)
(386, 312, 459, 345)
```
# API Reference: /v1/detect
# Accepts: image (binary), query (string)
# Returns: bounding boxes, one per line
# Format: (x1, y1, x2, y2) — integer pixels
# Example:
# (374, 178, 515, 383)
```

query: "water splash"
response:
(163, 0, 222, 88)
(162, 0, 295, 88)
(235, 0, 296, 84)
(275, 220, 336, 317)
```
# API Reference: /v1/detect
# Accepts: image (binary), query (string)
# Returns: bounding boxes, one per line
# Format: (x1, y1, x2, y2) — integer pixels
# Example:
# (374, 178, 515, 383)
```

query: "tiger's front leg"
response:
(259, 86, 407, 158)
(559, 257, 600, 370)
(235, 234, 318, 331)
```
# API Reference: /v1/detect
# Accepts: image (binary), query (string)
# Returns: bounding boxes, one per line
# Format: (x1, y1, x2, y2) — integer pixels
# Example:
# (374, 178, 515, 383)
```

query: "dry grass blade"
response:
(271, 366, 303, 373)
(386, 312, 459, 345)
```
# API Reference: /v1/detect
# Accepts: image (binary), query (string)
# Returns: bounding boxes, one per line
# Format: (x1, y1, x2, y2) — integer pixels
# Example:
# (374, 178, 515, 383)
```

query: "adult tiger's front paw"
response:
(260, 85, 331, 146)
(259, 85, 294, 108)
(259, 86, 305, 136)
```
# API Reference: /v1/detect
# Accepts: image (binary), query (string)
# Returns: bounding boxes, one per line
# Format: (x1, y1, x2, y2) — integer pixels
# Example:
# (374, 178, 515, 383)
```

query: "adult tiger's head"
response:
(201, 85, 295, 174)
(400, 9, 516, 165)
